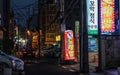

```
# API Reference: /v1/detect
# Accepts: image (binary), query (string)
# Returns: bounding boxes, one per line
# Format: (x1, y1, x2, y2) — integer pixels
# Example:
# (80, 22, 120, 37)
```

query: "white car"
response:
(0, 50, 24, 71)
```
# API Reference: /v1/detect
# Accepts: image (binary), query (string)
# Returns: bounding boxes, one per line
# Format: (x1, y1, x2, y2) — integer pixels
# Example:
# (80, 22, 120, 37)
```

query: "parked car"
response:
(22, 48, 36, 59)
(41, 45, 61, 58)
(40, 45, 54, 57)
(0, 50, 24, 71)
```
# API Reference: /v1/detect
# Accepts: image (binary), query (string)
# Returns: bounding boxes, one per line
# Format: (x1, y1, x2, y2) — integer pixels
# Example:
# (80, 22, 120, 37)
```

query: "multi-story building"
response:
(0, 0, 3, 50)
(40, 0, 60, 45)
(8, 11, 16, 40)
(1, 0, 15, 54)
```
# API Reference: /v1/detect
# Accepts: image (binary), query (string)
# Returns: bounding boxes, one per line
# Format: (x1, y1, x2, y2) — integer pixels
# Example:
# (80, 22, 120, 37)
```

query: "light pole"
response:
(79, 0, 89, 73)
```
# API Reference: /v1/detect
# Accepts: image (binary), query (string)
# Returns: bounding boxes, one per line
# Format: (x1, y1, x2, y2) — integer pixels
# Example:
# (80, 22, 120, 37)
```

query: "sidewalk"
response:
(58, 63, 80, 72)
(35, 58, 119, 75)
(59, 63, 119, 75)
(104, 69, 118, 75)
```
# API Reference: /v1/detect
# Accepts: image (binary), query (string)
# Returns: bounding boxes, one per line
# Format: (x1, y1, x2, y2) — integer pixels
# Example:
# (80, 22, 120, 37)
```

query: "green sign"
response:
(88, 30, 98, 35)
(75, 21, 79, 37)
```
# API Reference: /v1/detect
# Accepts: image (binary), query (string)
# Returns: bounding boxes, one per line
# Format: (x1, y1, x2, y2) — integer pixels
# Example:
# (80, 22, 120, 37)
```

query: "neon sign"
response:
(101, 0, 115, 33)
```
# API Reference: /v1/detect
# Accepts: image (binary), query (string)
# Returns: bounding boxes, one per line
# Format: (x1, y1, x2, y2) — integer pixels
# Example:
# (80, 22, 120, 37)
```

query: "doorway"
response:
(88, 35, 99, 72)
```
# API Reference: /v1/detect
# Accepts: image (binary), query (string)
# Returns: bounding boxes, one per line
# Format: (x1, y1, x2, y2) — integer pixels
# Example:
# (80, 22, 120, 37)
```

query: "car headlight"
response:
(12, 60, 16, 68)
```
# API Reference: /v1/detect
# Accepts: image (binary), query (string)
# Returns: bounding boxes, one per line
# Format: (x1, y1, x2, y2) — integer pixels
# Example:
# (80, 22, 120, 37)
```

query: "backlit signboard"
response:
(62, 30, 75, 60)
(75, 21, 79, 37)
(100, 0, 115, 33)
(87, 0, 98, 35)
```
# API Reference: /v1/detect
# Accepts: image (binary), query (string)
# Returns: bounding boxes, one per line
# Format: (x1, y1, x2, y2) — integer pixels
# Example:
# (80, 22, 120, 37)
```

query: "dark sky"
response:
(11, 0, 38, 27)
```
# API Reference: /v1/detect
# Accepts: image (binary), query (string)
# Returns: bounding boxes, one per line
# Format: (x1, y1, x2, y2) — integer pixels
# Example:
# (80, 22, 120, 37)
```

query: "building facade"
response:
(40, 0, 60, 46)
(0, 0, 3, 50)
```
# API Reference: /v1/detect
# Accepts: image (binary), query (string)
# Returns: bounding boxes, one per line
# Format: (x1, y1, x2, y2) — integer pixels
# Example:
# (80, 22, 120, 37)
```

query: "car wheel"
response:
(0, 63, 10, 75)
(18, 70, 25, 75)
(13, 70, 25, 75)
(0, 63, 4, 75)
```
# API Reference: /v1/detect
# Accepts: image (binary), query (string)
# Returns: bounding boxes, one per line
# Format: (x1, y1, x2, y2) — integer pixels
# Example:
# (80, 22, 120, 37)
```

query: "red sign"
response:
(62, 30, 75, 60)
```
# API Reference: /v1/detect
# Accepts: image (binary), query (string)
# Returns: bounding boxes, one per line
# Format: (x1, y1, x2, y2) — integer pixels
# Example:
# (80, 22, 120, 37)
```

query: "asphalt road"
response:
(24, 58, 80, 75)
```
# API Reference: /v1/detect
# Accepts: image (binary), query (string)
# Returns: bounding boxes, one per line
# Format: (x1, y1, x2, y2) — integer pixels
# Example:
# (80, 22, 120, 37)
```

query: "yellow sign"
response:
(56, 35, 60, 41)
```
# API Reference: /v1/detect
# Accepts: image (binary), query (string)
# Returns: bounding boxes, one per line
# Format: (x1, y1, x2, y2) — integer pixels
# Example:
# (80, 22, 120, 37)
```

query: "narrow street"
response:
(23, 58, 80, 75)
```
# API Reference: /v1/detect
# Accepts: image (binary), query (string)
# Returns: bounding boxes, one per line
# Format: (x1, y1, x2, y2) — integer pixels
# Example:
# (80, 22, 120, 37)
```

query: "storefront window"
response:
(88, 35, 99, 72)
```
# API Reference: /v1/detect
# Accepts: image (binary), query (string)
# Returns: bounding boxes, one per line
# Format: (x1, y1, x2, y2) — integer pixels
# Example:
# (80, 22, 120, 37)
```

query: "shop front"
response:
(0, 30, 3, 50)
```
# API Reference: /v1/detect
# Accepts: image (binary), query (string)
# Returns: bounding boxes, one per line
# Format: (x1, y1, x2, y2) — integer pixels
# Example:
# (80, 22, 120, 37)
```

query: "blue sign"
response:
(88, 36, 98, 52)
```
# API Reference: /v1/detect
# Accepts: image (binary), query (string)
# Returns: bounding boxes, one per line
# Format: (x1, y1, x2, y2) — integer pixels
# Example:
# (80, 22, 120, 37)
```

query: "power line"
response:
(12, 1, 38, 10)
(13, 4, 26, 18)
(63, 0, 79, 22)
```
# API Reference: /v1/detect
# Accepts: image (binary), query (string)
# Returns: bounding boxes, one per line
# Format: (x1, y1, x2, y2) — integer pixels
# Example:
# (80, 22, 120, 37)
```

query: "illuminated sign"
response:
(62, 30, 75, 60)
(56, 35, 60, 41)
(87, 0, 98, 34)
(75, 21, 79, 37)
(14, 26, 18, 36)
(101, 0, 115, 33)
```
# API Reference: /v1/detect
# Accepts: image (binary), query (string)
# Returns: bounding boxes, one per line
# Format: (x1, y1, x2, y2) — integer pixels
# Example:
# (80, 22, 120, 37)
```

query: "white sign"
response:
(87, 0, 98, 34)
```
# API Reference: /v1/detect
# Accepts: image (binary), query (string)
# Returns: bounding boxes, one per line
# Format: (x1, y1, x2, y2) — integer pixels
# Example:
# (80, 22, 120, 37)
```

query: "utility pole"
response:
(79, 0, 89, 74)
(59, 0, 65, 63)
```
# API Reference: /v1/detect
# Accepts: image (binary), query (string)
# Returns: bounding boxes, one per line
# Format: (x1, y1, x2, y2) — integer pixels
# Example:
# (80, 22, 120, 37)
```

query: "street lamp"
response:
(27, 30, 30, 36)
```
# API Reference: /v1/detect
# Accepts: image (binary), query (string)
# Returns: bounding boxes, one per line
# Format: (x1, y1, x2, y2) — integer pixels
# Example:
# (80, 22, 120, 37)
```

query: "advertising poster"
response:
(62, 30, 75, 60)
(100, 0, 115, 33)
(88, 36, 98, 52)
(87, 0, 98, 35)
(88, 36, 98, 72)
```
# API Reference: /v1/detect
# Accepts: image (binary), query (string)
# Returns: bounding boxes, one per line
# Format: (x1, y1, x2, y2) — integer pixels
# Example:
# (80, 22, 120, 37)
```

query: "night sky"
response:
(11, 0, 38, 27)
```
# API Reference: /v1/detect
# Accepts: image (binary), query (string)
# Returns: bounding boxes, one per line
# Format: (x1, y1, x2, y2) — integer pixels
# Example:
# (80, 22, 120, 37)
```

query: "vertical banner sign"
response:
(101, 0, 115, 33)
(75, 21, 79, 37)
(62, 30, 75, 60)
(87, 0, 98, 35)
(15, 26, 18, 36)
